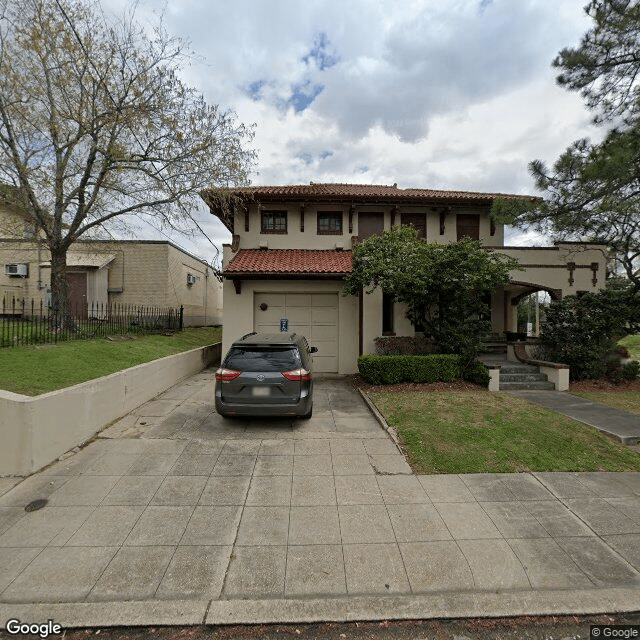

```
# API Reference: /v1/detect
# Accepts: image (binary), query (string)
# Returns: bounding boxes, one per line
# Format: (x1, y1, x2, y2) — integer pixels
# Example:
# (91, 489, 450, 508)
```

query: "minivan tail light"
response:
(215, 368, 241, 382)
(282, 368, 311, 382)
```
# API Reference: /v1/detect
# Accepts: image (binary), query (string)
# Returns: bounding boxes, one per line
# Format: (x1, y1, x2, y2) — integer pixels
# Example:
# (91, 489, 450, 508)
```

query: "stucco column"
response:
(503, 290, 517, 332)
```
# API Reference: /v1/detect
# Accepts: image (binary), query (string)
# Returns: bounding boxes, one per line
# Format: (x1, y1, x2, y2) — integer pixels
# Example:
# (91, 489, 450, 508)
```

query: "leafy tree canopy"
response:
(537, 283, 640, 379)
(492, 0, 640, 289)
(553, 0, 640, 124)
(343, 226, 521, 365)
(0, 0, 255, 318)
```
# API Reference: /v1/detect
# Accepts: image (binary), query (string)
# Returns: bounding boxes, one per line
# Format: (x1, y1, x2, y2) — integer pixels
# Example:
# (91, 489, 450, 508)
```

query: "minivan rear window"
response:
(225, 347, 301, 372)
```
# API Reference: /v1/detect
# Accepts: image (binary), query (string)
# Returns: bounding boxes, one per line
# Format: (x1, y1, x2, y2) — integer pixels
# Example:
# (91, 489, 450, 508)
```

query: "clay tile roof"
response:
(224, 249, 352, 276)
(203, 182, 531, 203)
(200, 182, 537, 232)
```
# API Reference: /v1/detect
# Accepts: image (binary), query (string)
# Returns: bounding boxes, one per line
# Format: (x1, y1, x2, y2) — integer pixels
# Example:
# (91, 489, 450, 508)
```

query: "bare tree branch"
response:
(0, 0, 255, 320)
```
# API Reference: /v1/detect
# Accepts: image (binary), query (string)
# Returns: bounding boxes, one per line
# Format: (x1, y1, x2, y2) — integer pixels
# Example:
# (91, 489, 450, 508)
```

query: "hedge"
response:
(462, 360, 491, 387)
(357, 354, 463, 385)
(374, 335, 433, 355)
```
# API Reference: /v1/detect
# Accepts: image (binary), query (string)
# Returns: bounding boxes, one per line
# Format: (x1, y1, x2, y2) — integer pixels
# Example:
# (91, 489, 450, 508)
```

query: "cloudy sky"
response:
(108, 0, 601, 262)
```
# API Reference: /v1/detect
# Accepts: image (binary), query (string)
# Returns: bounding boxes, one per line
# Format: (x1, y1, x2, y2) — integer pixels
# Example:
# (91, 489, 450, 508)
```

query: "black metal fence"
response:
(1, 297, 184, 347)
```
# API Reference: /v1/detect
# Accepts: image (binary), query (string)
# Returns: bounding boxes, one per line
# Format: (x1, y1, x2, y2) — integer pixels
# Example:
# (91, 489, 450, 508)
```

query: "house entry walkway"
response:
(509, 389, 640, 445)
(480, 351, 640, 444)
(0, 373, 639, 627)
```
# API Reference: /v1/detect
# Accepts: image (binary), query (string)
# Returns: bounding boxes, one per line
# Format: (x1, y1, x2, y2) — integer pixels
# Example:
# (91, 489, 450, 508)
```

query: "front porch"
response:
(492, 242, 608, 335)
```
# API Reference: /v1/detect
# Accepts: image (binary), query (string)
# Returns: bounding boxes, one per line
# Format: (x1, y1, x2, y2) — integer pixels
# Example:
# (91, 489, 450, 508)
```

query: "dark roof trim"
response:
(223, 273, 347, 280)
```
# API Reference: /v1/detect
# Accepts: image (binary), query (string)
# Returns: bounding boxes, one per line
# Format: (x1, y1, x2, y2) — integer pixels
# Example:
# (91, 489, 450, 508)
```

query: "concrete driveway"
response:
(1, 371, 640, 627)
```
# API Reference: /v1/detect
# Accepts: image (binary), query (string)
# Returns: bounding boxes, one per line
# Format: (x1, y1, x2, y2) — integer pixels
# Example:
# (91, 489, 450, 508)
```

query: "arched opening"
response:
(506, 281, 562, 338)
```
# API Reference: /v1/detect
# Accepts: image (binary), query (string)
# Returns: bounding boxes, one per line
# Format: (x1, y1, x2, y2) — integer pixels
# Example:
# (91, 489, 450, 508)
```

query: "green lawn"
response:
(568, 334, 640, 413)
(370, 390, 640, 474)
(0, 326, 221, 396)
(619, 334, 640, 360)
(572, 391, 640, 416)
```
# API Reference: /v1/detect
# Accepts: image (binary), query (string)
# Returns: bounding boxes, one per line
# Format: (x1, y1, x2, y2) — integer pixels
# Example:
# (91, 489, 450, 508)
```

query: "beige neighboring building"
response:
(0, 206, 222, 326)
(201, 183, 609, 373)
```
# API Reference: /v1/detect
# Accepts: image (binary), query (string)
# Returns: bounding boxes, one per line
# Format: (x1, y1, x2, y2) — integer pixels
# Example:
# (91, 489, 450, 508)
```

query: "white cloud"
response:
(99, 0, 600, 259)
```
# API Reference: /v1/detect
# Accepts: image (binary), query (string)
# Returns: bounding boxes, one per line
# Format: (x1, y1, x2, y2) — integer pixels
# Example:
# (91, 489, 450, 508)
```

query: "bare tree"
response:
(0, 0, 254, 324)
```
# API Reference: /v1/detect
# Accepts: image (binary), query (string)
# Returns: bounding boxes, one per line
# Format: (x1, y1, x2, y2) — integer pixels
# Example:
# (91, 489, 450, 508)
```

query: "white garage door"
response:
(254, 292, 338, 373)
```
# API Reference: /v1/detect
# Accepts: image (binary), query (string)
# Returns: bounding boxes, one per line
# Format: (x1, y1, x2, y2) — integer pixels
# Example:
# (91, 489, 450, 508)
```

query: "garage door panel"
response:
(258, 308, 285, 324)
(289, 325, 311, 340)
(254, 292, 338, 373)
(310, 325, 337, 341)
(258, 322, 312, 338)
(285, 294, 312, 307)
(255, 323, 280, 334)
(309, 339, 337, 354)
(255, 293, 285, 307)
(311, 307, 338, 325)
(311, 294, 337, 307)
(312, 355, 338, 371)
(286, 308, 312, 324)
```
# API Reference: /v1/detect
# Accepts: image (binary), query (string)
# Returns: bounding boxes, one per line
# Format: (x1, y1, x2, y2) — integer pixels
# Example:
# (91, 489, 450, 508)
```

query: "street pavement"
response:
(0, 373, 639, 628)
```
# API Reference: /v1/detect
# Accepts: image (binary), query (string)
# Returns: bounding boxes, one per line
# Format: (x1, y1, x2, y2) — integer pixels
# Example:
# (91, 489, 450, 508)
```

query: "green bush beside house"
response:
(358, 354, 490, 387)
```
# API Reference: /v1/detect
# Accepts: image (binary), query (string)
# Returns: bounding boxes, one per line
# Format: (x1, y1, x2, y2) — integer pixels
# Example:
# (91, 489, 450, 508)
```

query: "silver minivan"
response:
(215, 332, 317, 418)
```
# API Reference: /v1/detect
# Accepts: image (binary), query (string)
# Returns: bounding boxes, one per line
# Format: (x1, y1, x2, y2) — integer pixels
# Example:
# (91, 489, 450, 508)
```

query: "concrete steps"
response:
(500, 381, 556, 391)
(500, 373, 552, 383)
(498, 363, 556, 391)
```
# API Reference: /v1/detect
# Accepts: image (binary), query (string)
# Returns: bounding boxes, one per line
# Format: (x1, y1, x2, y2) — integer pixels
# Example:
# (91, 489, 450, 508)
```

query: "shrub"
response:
(463, 360, 491, 388)
(537, 287, 640, 380)
(374, 335, 433, 355)
(357, 354, 461, 385)
(621, 360, 640, 380)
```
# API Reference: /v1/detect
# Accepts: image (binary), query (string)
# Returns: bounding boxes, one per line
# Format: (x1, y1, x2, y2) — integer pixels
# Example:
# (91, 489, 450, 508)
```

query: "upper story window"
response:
(261, 210, 287, 234)
(358, 212, 384, 240)
(456, 214, 480, 241)
(317, 212, 343, 235)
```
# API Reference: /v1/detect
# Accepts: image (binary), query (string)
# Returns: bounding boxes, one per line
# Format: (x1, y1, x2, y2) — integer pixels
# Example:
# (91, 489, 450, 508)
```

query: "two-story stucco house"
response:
(201, 183, 609, 373)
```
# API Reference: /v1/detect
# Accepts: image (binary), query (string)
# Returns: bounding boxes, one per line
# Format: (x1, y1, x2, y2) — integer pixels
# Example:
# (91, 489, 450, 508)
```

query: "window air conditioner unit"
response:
(5, 263, 28, 277)
(186, 273, 197, 285)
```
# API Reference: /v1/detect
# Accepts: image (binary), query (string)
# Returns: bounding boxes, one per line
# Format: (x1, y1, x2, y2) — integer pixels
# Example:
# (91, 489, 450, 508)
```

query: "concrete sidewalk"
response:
(509, 390, 640, 445)
(0, 373, 639, 628)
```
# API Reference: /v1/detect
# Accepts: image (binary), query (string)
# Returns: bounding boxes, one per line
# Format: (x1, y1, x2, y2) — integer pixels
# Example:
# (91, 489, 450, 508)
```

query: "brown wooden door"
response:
(358, 213, 384, 240)
(67, 272, 88, 319)
(456, 214, 480, 241)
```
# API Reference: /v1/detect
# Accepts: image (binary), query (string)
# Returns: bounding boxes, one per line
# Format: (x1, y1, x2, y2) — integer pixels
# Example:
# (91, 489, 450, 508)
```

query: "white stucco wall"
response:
(501, 244, 608, 295)
(233, 203, 504, 250)
(0, 343, 220, 476)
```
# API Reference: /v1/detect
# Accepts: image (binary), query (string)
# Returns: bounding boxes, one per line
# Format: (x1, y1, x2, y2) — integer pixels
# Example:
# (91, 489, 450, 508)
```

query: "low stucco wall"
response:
(487, 366, 500, 392)
(0, 342, 222, 477)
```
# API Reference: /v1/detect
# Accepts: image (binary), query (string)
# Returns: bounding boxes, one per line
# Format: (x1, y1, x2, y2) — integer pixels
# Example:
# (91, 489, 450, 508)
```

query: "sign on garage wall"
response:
(280, 318, 288, 332)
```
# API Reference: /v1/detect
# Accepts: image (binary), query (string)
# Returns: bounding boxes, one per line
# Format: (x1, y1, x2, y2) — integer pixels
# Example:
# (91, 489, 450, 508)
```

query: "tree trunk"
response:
(49, 247, 75, 330)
